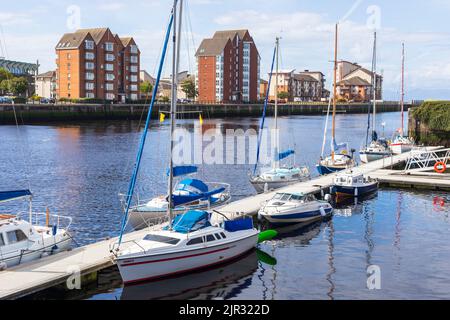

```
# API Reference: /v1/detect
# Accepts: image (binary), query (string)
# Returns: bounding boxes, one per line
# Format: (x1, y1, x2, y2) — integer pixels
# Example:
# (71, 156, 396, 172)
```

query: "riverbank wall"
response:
(0, 101, 409, 124)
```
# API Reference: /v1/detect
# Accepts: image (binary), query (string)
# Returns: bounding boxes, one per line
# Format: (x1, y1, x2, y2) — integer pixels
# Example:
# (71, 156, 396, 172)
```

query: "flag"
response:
(160, 113, 166, 123)
(199, 114, 203, 125)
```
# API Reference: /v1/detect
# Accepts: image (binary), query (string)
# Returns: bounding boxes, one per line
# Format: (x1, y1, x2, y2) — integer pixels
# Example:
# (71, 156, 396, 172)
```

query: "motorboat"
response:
(0, 190, 72, 270)
(258, 192, 333, 224)
(360, 139, 391, 163)
(126, 169, 231, 230)
(316, 153, 355, 175)
(113, 210, 259, 285)
(331, 170, 379, 199)
(250, 166, 310, 194)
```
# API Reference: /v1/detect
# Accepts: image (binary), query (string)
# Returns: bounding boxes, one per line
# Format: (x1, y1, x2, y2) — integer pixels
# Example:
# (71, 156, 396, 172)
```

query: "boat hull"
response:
(116, 233, 258, 285)
(390, 143, 413, 155)
(332, 181, 379, 198)
(250, 178, 307, 194)
(316, 164, 346, 176)
(260, 207, 333, 224)
(359, 152, 390, 163)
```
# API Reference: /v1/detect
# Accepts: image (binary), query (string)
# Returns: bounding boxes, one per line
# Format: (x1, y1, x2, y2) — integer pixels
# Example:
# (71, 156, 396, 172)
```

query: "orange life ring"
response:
(434, 162, 447, 174)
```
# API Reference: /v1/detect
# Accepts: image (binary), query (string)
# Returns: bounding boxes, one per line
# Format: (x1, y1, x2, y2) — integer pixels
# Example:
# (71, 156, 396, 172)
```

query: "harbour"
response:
(1, 112, 449, 300)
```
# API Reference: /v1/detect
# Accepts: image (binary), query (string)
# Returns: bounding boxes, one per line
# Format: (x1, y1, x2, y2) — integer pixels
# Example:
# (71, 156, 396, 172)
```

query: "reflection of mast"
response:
(270, 245, 277, 300)
(326, 220, 336, 300)
(364, 205, 375, 268)
(394, 192, 402, 250)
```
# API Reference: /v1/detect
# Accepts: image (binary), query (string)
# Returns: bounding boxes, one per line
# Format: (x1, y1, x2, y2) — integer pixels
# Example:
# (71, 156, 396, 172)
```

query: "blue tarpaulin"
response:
(170, 210, 211, 234)
(172, 188, 225, 207)
(168, 166, 198, 178)
(0, 190, 32, 204)
(224, 218, 254, 232)
(178, 179, 209, 193)
(277, 150, 295, 161)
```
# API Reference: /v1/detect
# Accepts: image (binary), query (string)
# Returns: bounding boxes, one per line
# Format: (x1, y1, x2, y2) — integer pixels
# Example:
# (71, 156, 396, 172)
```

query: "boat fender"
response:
(0, 262, 7, 271)
(319, 206, 327, 217)
(354, 187, 359, 197)
(264, 183, 269, 193)
(324, 194, 333, 203)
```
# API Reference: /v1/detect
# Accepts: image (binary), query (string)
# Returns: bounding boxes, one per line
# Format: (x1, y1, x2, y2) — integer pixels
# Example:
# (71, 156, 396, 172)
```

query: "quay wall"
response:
(0, 102, 409, 124)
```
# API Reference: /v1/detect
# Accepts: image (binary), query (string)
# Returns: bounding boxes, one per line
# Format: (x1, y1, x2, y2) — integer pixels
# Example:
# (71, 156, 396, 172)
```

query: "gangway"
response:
(404, 147, 449, 173)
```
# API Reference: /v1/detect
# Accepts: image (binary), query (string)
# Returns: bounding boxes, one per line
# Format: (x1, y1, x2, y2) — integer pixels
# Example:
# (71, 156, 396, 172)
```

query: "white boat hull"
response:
(250, 179, 303, 194)
(390, 143, 414, 155)
(359, 152, 389, 163)
(117, 233, 258, 285)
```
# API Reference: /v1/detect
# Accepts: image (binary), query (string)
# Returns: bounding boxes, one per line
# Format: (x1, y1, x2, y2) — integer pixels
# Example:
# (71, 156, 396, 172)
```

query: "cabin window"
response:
(6, 230, 28, 244)
(143, 234, 180, 245)
(0, 234, 4, 246)
(186, 237, 203, 245)
(206, 235, 216, 242)
(220, 232, 226, 239)
(214, 233, 222, 240)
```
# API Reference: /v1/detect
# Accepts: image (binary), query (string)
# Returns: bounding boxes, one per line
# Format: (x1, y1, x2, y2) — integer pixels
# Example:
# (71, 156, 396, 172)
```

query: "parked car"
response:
(0, 96, 13, 104)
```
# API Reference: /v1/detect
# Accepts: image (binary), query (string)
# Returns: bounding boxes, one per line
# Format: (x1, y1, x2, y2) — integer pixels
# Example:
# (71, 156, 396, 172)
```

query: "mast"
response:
(331, 24, 338, 162)
(274, 37, 280, 169)
(372, 32, 377, 141)
(168, 0, 182, 230)
(401, 43, 405, 136)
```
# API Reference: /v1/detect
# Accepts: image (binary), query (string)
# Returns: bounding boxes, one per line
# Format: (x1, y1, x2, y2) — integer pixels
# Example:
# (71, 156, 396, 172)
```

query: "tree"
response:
(140, 81, 153, 95)
(10, 77, 28, 96)
(278, 91, 290, 100)
(0, 68, 12, 82)
(180, 78, 198, 99)
(0, 79, 11, 94)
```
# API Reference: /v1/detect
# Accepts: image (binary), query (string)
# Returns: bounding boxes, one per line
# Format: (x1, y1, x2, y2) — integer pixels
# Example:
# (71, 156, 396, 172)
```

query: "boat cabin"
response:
(270, 193, 316, 205)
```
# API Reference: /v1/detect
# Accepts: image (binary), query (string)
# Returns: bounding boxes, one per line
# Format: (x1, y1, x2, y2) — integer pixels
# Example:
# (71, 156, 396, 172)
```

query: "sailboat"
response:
(359, 32, 391, 163)
(0, 190, 72, 269)
(316, 24, 355, 175)
(126, 166, 231, 230)
(112, 0, 271, 285)
(250, 37, 310, 194)
(390, 43, 415, 155)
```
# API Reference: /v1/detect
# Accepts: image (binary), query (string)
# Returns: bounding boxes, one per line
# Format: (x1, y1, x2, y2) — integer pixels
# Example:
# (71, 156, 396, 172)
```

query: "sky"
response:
(1, 0, 450, 100)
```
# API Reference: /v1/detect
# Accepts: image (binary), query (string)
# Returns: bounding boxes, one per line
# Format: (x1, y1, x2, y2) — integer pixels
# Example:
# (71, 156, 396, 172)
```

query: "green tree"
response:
(278, 91, 290, 100)
(0, 79, 11, 94)
(10, 77, 28, 96)
(0, 68, 12, 82)
(140, 81, 153, 95)
(180, 78, 198, 99)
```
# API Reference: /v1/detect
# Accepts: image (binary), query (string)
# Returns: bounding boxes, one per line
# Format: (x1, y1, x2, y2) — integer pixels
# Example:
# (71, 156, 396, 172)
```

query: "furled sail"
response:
(0, 190, 32, 204)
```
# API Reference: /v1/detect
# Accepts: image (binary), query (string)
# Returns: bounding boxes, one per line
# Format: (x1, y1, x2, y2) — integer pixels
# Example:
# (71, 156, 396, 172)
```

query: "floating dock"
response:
(0, 146, 446, 300)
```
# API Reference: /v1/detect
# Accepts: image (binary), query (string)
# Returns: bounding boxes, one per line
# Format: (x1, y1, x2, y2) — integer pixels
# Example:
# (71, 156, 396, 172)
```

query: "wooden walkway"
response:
(0, 146, 444, 300)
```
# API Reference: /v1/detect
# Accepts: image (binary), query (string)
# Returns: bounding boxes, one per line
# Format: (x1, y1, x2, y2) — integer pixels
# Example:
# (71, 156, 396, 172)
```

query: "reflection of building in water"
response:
(121, 250, 258, 300)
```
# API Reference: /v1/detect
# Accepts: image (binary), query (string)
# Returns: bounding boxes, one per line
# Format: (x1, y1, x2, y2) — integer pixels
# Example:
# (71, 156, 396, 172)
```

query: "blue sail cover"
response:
(0, 190, 32, 203)
(171, 210, 211, 234)
(331, 138, 348, 154)
(277, 150, 295, 161)
(178, 179, 209, 193)
(172, 187, 226, 207)
(168, 166, 198, 178)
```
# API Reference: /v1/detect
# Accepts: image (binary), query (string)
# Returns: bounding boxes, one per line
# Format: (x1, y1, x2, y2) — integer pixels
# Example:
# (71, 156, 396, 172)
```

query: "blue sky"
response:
(1, 0, 450, 100)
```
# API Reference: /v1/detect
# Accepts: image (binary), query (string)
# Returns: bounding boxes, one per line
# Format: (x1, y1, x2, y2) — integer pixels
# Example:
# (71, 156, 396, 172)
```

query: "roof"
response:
(213, 29, 249, 40)
(293, 73, 319, 82)
(196, 37, 231, 56)
(269, 69, 295, 75)
(75, 28, 109, 44)
(338, 76, 371, 87)
(37, 71, 55, 78)
(120, 37, 133, 47)
(56, 31, 90, 49)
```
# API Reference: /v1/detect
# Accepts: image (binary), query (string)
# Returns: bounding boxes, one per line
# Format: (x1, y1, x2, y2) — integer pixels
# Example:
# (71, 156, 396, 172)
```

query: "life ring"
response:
(434, 162, 447, 174)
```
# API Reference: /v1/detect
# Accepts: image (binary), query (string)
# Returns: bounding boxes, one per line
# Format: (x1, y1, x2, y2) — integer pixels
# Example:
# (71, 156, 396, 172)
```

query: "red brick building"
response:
(55, 28, 140, 101)
(196, 30, 260, 103)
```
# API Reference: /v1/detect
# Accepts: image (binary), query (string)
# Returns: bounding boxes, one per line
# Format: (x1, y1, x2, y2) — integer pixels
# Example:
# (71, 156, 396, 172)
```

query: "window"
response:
(187, 237, 203, 245)
(105, 53, 115, 62)
(220, 232, 226, 239)
(130, 65, 138, 73)
(214, 233, 222, 240)
(130, 45, 138, 54)
(86, 62, 94, 70)
(206, 235, 215, 242)
(86, 82, 94, 90)
(0, 234, 4, 246)
(105, 64, 114, 71)
(86, 92, 95, 98)
(106, 93, 115, 100)
(106, 73, 115, 81)
(130, 75, 138, 82)
(130, 56, 138, 64)
(105, 42, 114, 51)
(143, 234, 180, 245)
(106, 83, 114, 91)
(130, 93, 138, 101)
(7, 230, 28, 244)
(130, 84, 138, 91)
(68, 83, 71, 90)
(85, 72, 94, 80)
(67, 53, 71, 59)
(85, 40, 94, 50)
(85, 52, 95, 60)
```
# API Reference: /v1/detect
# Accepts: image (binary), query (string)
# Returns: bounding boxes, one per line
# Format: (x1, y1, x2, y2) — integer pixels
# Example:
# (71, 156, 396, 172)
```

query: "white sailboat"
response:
(250, 37, 310, 193)
(390, 43, 415, 155)
(317, 24, 355, 175)
(112, 0, 266, 285)
(359, 32, 391, 163)
(0, 190, 72, 269)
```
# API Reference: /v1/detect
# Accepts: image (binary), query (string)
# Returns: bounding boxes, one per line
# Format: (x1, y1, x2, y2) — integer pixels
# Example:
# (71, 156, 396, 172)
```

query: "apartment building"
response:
(196, 30, 260, 103)
(55, 28, 140, 101)
(35, 71, 56, 99)
(336, 61, 382, 102)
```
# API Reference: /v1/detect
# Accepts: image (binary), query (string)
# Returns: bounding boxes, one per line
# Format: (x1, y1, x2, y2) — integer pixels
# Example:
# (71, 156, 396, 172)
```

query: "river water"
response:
(1, 111, 449, 300)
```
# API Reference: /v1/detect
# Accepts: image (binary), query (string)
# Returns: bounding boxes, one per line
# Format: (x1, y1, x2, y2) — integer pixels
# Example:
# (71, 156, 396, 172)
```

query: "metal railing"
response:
(404, 148, 450, 173)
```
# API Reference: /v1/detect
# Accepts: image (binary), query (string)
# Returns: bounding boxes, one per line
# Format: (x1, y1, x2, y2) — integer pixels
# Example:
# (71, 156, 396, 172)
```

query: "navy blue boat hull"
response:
(331, 182, 379, 198)
(316, 164, 346, 176)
